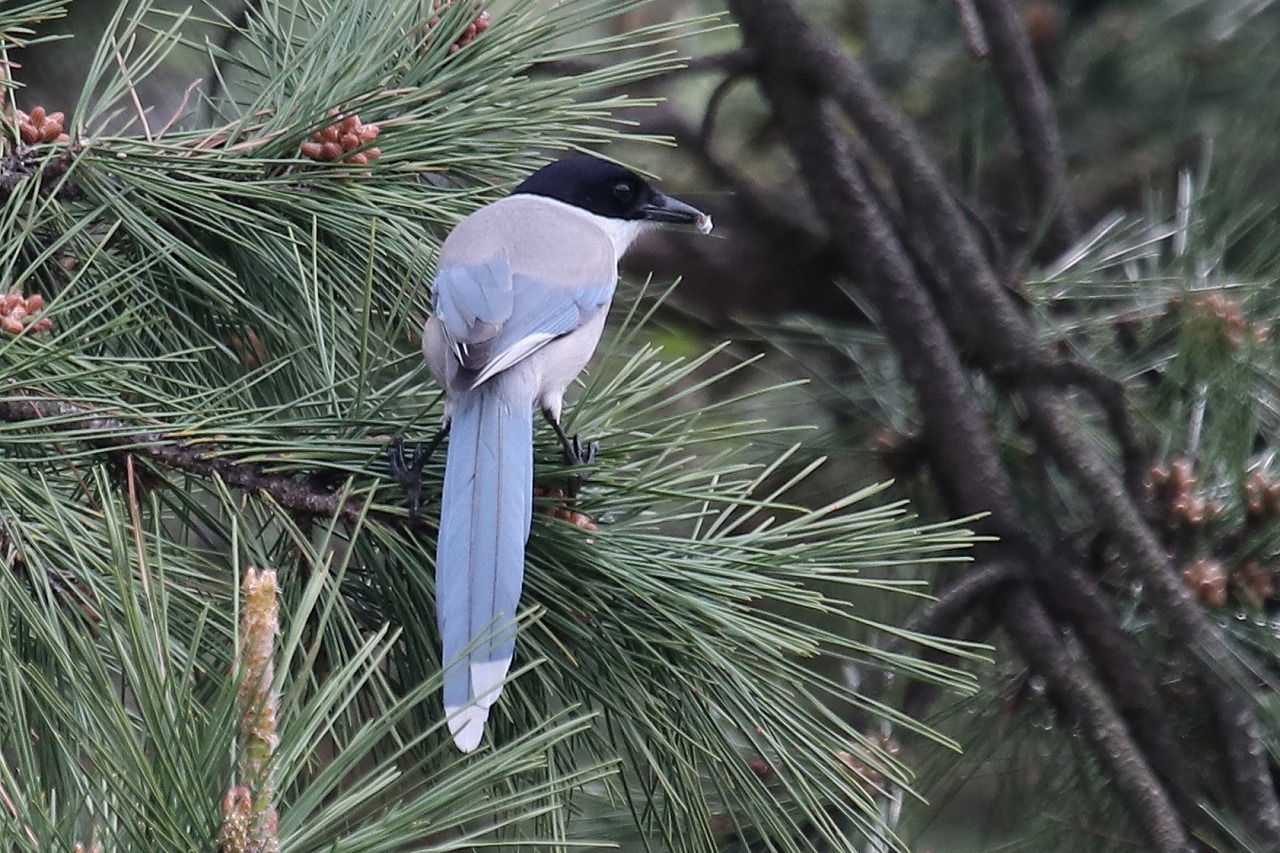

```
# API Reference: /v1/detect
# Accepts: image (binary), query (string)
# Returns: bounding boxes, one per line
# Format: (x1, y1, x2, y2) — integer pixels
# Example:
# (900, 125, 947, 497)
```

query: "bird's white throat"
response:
(590, 215, 647, 260)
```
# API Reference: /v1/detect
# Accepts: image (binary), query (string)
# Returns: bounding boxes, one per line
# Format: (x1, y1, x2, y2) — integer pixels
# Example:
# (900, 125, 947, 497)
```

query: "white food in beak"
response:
(696, 213, 713, 234)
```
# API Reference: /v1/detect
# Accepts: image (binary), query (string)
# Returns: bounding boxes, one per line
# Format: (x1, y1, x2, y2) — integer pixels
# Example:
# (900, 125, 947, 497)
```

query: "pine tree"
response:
(0, 2, 980, 850)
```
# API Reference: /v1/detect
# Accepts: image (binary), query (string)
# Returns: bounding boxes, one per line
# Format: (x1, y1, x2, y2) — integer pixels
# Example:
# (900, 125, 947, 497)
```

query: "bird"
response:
(392, 155, 712, 752)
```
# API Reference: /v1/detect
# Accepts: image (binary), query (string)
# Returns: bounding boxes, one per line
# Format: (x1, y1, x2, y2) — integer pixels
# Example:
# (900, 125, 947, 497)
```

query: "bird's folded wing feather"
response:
(433, 259, 613, 389)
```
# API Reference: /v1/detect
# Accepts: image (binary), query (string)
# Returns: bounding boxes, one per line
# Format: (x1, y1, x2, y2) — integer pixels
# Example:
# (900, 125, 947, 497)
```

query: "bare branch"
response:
(968, 0, 1080, 256)
(952, 0, 989, 57)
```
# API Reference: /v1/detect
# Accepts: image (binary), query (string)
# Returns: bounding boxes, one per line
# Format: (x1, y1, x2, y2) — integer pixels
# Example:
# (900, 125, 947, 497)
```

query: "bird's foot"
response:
(561, 433, 599, 467)
(387, 437, 427, 518)
(542, 412, 598, 499)
(388, 428, 449, 518)
(560, 434, 599, 499)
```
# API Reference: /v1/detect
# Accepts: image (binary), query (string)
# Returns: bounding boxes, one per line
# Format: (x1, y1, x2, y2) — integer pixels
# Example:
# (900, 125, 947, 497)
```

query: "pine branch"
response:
(0, 396, 382, 521)
(0, 3, 990, 850)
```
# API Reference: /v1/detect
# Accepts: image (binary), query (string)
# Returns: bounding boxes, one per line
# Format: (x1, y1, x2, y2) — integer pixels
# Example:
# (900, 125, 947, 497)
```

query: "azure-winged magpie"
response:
(395, 155, 712, 751)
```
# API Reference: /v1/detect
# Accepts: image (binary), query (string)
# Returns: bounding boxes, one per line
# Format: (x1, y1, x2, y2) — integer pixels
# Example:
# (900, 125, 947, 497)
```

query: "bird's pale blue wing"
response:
(433, 257, 514, 364)
(433, 259, 614, 388)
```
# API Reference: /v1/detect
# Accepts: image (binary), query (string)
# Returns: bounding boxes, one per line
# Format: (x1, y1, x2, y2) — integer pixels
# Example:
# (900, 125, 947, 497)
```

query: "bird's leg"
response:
(542, 410, 598, 499)
(387, 426, 449, 518)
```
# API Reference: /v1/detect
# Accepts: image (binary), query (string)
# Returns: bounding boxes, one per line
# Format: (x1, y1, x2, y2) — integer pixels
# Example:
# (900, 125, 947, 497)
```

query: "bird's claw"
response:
(563, 434, 599, 468)
(541, 413, 599, 499)
(561, 434, 599, 500)
(388, 436, 427, 519)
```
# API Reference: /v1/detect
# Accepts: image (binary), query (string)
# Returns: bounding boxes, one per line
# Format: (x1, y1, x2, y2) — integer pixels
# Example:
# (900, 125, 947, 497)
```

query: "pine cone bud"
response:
(16, 106, 68, 144)
(1245, 471, 1270, 519)
(567, 510, 598, 532)
(1, 289, 52, 335)
(1266, 483, 1280, 519)
(1181, 557, 1227, 607)
(1172, 493, 1206, 527)
(1169, 458, 1194, 493)
(303, 112, 382, 171)
(420, 2, 491, 53)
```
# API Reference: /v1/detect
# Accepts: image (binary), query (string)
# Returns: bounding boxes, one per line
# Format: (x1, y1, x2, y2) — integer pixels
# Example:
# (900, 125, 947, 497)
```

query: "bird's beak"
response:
(641, 193, 714, 234)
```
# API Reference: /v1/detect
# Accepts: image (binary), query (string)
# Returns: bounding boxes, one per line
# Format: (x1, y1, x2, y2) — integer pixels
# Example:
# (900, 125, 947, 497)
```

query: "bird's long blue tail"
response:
(436, 382, 533, 752)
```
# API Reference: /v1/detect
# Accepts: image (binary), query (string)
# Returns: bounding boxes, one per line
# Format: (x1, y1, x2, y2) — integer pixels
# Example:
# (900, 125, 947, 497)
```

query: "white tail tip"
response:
(444, 658, 512, 752)
(446, 704, 489, 752)
(470, 658, 510, 709)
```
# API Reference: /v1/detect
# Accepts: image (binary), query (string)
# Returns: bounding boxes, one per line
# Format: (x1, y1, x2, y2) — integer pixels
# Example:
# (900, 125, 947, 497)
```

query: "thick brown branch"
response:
(903, 560, 1021, 640)
(998, 585, 1193, 852)
(993, 356, 1149, 497)
(1035, 558, 1201, 813)
(725, 3, 1220, 847)
(734, 44, 1192, 851)
(723, 0, 1075, 401)
(862, 559, 1018, 723)
(724, 3, 1280, 842)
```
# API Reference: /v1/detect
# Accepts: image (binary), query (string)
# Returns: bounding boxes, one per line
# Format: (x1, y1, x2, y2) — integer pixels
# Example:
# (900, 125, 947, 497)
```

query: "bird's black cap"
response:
(512, 155, 710, 231)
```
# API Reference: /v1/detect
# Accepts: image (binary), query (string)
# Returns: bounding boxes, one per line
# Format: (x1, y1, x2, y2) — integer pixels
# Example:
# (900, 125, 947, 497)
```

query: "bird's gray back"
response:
(439, 195, 616, 285)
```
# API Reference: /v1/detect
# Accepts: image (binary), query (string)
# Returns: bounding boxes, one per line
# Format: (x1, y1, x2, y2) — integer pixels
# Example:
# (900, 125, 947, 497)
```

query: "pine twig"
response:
(0, 396, 383, 522)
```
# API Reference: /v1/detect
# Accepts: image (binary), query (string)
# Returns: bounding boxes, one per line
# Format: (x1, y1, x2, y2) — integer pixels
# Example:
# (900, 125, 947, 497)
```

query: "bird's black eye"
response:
(613, 181, 635, 201)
